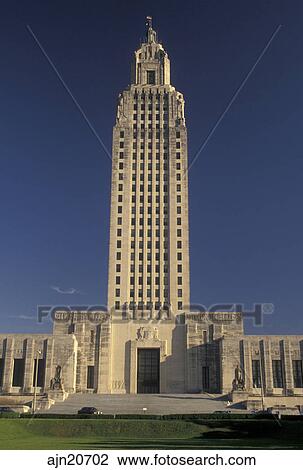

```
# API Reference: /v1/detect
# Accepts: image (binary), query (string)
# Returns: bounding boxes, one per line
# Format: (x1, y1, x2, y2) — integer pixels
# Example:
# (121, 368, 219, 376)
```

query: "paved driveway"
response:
(44, 393, 227, 415)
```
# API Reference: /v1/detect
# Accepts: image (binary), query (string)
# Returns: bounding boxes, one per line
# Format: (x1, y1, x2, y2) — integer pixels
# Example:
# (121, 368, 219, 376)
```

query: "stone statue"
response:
(232, 364, 245, 391)
(137, 327, 144, 340)
(153, 327, 159, 340)
(133, 302, 138, 319)
(50, 365, 63, 391)
(158, 304, 164, 319)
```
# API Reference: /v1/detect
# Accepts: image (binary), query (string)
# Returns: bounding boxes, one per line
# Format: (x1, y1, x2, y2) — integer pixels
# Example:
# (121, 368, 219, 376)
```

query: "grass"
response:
(0, 418, 302, 449)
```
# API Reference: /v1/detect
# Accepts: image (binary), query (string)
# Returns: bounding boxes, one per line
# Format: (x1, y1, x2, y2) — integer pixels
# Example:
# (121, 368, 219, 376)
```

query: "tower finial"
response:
(145, 16, 157, 43)
(146, 16, 152, 30)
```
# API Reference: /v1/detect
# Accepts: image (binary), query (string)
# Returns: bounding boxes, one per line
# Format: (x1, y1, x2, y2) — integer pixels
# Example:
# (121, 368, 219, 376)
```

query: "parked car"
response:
(0, 406, 19, 416)
(77, 407, 102, 415)
(0, 406, 14, 413)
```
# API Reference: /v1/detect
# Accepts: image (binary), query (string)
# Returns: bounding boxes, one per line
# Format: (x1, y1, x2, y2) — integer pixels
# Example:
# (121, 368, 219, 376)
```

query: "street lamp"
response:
(32, 349, 42, 414)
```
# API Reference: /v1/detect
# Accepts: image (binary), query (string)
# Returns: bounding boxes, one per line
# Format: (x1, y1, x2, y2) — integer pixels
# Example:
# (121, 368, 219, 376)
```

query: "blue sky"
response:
(0, 0, 302, 334)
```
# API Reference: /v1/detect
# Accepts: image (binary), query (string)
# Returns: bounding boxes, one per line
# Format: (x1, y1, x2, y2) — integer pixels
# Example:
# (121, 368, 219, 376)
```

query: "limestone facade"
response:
(0, 312, 302, 401)
(0, 21, 302, 406)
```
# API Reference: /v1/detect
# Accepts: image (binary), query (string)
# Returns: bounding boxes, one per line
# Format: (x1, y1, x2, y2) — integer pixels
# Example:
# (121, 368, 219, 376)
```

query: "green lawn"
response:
(0, 418, 302, 450)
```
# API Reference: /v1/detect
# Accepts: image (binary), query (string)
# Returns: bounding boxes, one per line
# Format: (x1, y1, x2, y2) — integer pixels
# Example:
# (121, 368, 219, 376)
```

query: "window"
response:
(202, 366, 210, 391)
(115, 288, 120, 297)
(293, 360, 303, 388)
(12, 359, 25, 387)
(116, 276, 120, 284)
(252, 360, 262, 388)
(0, 358, 3, 387)
(178, 301, 183, 310)
(32, 358, 45, 388)
(87, 366, 94, 389)
(272, 360, 284, 388)
(147, 70, 156, 85)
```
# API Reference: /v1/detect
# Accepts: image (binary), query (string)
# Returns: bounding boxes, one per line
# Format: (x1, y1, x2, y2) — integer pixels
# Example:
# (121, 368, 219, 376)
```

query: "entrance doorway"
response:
(137, 348, 160, 393)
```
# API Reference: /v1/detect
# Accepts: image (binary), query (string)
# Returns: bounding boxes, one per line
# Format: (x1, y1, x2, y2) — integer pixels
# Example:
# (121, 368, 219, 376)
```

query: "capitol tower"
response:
(0, 18, 301, 404)
(107, 17, 190, 319)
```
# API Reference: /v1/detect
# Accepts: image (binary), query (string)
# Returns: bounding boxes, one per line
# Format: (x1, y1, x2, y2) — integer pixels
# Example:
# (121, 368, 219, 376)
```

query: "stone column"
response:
(23, 338, 35, 393)
(281, 339, 294, 395)
(2, 337, 14, 393)
(242, 339, 253, 393)
(261, 339, 273, 395)
(44, 338, 54, 391)
(129, 340, 137, 394)
(96, 321, 112, 393)
(74, 323, 87, 392)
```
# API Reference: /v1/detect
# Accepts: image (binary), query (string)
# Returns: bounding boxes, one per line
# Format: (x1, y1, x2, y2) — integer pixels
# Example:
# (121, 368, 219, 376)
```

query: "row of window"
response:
(120, 289, 183, 298)
(0, 358, 45, 388)
(133, 123, 168, 130)
(115, 250, 183, 261)
(132, 93, 169, 101)
(122, 132, 179, 140)
(116, 231, 182, 240)
(118, 218, 182, 227)
(114, 300, 183, 311)
(117, 240, 182, 252)
(117, 275, 183, 285)
(118, 152, 181, 160)
(133, 114, 168, 122)
(116, 264, 181, 273)
(128, 163, 182, 173)
(252, 359, 303, 388)
(130, 171, 169, 180)
(117, 196, 182, 205)
(132, 104, 170, 112)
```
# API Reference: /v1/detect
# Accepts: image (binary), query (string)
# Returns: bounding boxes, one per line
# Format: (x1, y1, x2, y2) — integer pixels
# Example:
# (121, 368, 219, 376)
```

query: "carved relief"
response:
(112, 380, 125, 390)
(136, 327, 159, 341)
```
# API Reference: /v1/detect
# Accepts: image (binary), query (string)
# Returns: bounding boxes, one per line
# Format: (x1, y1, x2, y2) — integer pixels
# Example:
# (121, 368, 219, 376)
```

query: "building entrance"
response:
(137, 348, 160, 393)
